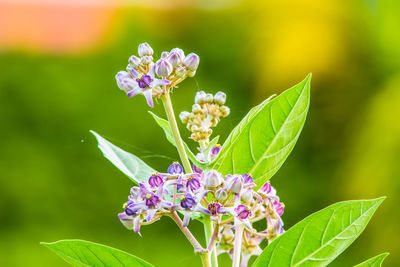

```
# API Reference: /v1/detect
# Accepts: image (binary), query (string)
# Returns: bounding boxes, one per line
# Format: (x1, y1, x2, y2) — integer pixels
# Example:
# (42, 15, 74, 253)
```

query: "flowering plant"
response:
(42, 43, 388, 267)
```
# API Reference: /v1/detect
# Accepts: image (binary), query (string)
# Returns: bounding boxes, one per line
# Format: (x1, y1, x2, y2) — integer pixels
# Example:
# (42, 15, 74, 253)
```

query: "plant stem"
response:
(204, 218, 219, 267)
(169, 211, 206, 254)
(232, 223, 244, 267)
(161, 93, 193, 173)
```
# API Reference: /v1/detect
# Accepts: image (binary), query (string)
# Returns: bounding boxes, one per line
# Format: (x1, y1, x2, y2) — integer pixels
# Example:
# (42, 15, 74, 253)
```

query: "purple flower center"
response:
(187, 176, 201, 191)
(181, 194, 196, 209)
(207, 202, 222, 216)
(149, 174, 163, 188)
(235, 204, 251, 220)
(136, 74, 153, 89)
(144, 193, 160, 208)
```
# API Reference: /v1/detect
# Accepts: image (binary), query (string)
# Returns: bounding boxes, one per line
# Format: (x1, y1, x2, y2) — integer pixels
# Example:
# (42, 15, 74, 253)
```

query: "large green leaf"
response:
(211, 74, 311, 186)
(41, 239, 153, 267)
(148, 111, 205, 168)
(253, 197, 385, 267)
(353, 253, 389, 267)
(90, 131, 155, 183)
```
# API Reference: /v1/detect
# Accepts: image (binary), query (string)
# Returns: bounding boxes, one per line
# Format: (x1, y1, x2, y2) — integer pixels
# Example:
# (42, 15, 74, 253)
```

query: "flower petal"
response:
(118, 212, 133, 230)
(143, 89, 154, 108)
(126, 86, 142, 98)
(153, 78, 171, 87)
(131, 68, 139, 78)
(182, 211, 192, 227)
(148, 65, 155, 78)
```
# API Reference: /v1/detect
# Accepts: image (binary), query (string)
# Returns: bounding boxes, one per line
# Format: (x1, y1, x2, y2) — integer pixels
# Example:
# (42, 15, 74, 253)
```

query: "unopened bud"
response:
(175, 66, 187, 78)
(179, 111, 191, 124)
(141, 56, 153, 65)
(204, 93, 214, 103)
(192, 104, 202, 113)
(220, 105, 230, 117)
(155, 59, 173, 77)
(183, 53, 200, 71)
(225, 174, 243, 194)
(241, 188, 253, 203)
(128, 55, 141, 68)
(138, 42, 154, 57)
(214, 91, 226, 105)
(167, 48, 185, 67)
(195, 91, 207, 104)
(130, 186, 140, 199)
(205, 170, 224, 189)
(215, 188, 228, 202)
(161, 51, 169, 58)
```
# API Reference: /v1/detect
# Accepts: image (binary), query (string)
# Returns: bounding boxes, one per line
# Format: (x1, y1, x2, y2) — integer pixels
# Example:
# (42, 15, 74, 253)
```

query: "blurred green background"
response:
(0, 0, 399, 266)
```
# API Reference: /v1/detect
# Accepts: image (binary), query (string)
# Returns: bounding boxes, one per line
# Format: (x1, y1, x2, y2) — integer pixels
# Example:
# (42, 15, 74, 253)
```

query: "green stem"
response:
(204, 218, 218, 267)
(161, 93, 193, 173)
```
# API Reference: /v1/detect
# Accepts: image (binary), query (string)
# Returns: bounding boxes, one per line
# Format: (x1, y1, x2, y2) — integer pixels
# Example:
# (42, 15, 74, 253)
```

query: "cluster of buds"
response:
(179, 91, 230, 141)
(115, 43, 199, 108)
(118, 158, 285, 266)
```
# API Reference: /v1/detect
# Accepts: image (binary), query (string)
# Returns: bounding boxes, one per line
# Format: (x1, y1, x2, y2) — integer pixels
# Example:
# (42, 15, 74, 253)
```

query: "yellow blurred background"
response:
(0, 0, 399, 266)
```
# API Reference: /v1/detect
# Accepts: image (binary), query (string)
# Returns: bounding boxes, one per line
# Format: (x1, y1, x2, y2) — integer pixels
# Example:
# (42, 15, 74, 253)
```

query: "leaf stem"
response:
(161, 93, 193, 173)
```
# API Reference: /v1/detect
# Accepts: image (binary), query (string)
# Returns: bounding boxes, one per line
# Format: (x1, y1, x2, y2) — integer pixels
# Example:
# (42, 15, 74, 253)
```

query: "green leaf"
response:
(41, 239, 153, 267)
(211, 74, 311, 186)
(353, 253, 389, 267)
(148, 111, 204, 168)
(253, 197, 385, 267)
(90, 131, 156, 183)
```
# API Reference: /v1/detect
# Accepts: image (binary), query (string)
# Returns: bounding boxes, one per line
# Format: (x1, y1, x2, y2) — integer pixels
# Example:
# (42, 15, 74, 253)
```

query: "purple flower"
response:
(210, 145, 222, 159)
(181, 193, 197, 209)
(186, 174, 202, 192)
(235, 205, 252, 220)
(148, 174, 164, 188)
(273, 201, 285, 216)
(116, 65, 170, 108)
(168, 162, 183, 175)
(167, 48, 184, 67)
(242, 174, 253, 185)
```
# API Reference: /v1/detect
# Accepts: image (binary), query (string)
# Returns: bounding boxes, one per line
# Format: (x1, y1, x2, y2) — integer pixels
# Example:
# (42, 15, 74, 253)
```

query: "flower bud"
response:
(155, 59, 173, 77)
(205, 170, 223, 189)
(183, 53, 200, 71)
(215, 188, 228, 202)
(195, 91, 207, 104)
(179, 111, 191, 124)
(241, 188, 253, 203)
(128, 55, 141, 68)
(220, 105, 230, 117)
(161, 51, 169, 58)
(214, 91, 226, 105)
(141, 56, 153, 65)
(175, 66, 187, 78)
(204, 93, 214, 103)
(170, 48, 185, 60)
(138, 42, 153, 57)
(192, 104, 202, 113)
(225, 174, 243, 194)
(120, 78, 137, 93)
(167, 48, 185, 67)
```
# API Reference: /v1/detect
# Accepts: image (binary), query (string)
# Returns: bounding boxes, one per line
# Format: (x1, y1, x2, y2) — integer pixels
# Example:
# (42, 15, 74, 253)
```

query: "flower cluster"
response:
(118, 161, 285, 264)
(179, 91, 230, 141)
(115, 43, 200, 108)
